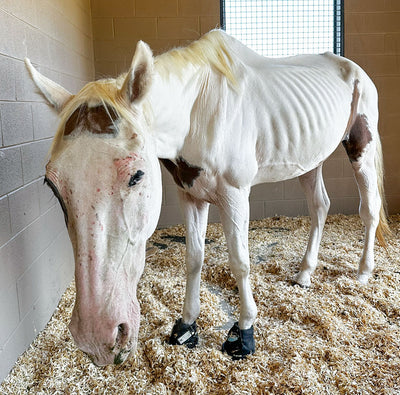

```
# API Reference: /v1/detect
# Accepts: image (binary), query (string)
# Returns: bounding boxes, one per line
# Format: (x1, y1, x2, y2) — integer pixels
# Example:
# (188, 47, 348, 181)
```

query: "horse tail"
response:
(374, 134, 391, 248)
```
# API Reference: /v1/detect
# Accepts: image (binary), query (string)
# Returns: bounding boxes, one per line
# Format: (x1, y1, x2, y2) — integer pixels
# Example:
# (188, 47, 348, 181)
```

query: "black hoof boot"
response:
(291, 280, 309, 289)
(222, 322, 255, 360)
(169, 318, 198, 348)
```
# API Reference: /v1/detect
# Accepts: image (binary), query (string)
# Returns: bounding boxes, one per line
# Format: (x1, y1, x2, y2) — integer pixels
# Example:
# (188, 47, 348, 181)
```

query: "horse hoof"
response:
(168, 318, 198, 348)
(293, 272, 311, 288)
(291, 280, 310, 289)
(357, 272, 371, 285)
(222, 322, 255, 360)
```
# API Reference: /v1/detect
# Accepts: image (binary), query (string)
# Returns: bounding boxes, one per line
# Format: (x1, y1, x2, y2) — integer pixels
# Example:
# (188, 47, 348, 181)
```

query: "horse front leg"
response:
(218, 186, 257, 359)
(169, 190, 209, 348)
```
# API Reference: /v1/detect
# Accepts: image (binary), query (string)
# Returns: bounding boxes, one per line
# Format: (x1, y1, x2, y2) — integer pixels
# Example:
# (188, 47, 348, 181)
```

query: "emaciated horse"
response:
(26, 30, 390, 365)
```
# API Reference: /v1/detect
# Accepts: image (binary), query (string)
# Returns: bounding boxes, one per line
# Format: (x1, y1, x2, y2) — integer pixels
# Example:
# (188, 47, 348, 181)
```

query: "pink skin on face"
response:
(46, 151, 149, 366)
(113, 153, 143, 183)
(69, 208, 143, 365)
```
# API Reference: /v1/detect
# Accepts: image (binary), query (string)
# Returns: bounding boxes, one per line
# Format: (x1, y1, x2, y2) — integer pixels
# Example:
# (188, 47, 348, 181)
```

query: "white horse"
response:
(26, 30, 390, 365)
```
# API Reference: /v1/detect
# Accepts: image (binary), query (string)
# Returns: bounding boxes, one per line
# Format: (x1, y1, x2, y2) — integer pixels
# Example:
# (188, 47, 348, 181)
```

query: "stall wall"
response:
(345, 0, 400, 214)
(0, 0, 94, 382)
(92, 0, 219, 77)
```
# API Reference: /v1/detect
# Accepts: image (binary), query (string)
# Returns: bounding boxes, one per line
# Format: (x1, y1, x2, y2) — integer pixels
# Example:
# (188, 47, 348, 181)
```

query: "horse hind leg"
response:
(294, 165, 330, 287)
(343, 114, 382, 284)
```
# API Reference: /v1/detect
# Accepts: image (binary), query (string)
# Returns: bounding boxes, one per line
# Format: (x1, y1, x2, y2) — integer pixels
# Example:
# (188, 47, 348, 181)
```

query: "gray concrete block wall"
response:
(0, 0, 94, 382)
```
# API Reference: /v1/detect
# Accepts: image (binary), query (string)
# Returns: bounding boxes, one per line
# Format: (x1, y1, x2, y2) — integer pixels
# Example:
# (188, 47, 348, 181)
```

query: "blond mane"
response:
(155, 30, 236, 86)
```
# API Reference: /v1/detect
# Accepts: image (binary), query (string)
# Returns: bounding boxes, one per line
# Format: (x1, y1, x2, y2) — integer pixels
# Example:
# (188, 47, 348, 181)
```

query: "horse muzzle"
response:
(68, 315, 138, 366)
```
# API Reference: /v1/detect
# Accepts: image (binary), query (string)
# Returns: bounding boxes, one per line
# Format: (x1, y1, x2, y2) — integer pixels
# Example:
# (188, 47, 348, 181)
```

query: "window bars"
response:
(221, 0, 344, 57)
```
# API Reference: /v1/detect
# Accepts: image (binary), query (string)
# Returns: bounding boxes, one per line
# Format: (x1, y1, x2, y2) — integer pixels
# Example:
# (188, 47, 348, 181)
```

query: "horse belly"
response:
(251, 69, 352, 184)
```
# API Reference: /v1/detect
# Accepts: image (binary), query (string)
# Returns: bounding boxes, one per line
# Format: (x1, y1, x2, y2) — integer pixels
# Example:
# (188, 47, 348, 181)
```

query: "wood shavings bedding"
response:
(1, 214, 399, 394)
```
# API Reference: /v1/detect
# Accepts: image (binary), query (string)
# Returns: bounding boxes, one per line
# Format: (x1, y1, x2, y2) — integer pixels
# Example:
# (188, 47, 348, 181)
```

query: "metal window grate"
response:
(221, 0, 344, 58)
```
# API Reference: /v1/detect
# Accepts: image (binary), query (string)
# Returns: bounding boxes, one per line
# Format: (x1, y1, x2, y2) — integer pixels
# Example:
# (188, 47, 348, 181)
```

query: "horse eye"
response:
(128, 170, 144, 187)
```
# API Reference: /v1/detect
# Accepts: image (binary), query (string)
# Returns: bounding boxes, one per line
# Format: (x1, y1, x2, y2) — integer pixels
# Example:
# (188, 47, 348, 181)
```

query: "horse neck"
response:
(149, 64, 204, 159)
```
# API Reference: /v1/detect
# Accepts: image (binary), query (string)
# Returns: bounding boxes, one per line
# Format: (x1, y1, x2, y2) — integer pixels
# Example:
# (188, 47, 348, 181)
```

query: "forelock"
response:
(48, 79, 148, 160)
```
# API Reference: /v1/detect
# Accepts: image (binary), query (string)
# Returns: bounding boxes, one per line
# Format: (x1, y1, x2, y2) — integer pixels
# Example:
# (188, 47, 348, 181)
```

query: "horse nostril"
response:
(118, 323, 127, 339)
(118, 323, 126, 333)
(114, 324, 131, 365)
(116, 323, 129, 347)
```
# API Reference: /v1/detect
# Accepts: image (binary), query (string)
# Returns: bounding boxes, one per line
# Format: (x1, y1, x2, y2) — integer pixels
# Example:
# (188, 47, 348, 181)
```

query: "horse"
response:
(25, 30, 390, 365)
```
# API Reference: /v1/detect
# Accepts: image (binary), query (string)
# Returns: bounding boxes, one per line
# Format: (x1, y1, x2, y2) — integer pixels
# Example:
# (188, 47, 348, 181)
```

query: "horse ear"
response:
(121, 41, 154, 104)
(25, 58, 72, 112)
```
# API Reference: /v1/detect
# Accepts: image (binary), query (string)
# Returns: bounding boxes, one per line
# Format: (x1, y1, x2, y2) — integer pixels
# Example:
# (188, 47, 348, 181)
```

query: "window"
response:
(220, 0, 344, 58)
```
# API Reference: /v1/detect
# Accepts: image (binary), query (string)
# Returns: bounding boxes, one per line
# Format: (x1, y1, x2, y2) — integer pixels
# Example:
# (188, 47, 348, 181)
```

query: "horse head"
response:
(26, 41, 162, 366)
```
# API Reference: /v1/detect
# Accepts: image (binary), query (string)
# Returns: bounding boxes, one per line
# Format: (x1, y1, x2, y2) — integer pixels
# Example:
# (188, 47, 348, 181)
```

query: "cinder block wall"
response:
(90, 0, 399, 227)
(92, 0, 219, 77)
(0, 0, 94, 382)
(345, 0, 400, 214)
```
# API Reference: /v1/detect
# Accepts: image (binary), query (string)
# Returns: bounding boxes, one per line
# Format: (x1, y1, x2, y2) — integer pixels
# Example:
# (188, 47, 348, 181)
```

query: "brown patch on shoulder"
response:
(64, 104, 119, 136)
(160, 157, 203, 188)
(342, 114, 372, 162)
(160, 159, 183, 188)
(176, 157, 203, 187)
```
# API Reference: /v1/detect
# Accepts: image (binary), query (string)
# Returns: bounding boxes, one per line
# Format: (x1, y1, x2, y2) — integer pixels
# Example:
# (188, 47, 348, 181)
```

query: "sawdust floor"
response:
(1, 214, 400, 394)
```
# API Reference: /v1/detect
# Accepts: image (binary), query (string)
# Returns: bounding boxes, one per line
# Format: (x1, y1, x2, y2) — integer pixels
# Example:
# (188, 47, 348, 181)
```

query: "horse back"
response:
(181, 37, 378, 190)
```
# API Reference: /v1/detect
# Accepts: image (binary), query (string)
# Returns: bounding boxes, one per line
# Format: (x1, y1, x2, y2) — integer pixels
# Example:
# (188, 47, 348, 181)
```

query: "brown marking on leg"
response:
(342, 79, 372, 162)
(342, 114, 372, 162)
(160, 157, 203, 188)
(64, 104, 119, 136)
